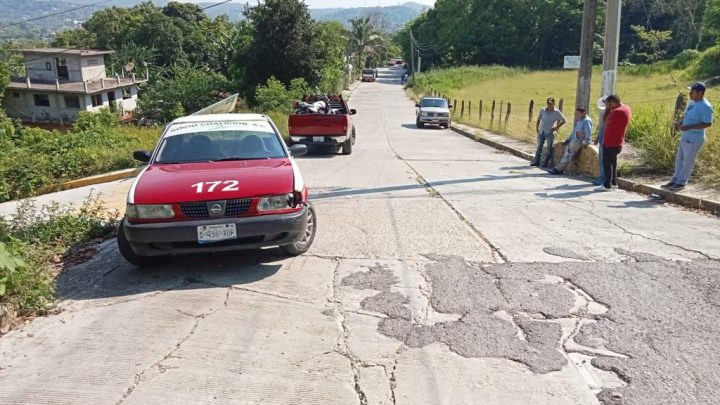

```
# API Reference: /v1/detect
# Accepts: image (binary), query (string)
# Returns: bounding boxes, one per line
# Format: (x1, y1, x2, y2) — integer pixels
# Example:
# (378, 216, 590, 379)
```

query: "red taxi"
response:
(117, 114, 315, 266)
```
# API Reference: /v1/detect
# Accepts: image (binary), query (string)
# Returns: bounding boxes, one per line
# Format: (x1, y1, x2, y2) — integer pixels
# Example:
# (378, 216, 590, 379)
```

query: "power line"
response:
(201, 0, 232, 10)
(0, 0, 114, 30)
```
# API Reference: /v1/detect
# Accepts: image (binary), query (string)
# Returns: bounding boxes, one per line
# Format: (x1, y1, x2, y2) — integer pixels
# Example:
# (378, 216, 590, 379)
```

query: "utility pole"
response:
(601, 0, 622, 97)
(575, 0, 598, 114)
(410, 30, 416, 79)
(418, 56, 422, 73)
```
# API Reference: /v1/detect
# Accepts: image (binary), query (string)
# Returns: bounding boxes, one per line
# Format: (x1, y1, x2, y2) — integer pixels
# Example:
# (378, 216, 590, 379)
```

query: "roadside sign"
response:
(191, 93, 239, 116)
(564, 56, 581, 69)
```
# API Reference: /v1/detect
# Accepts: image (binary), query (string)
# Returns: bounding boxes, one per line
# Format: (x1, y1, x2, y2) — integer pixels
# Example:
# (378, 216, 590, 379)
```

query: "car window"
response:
(155, 123, 286, 163)
(420, 99, 448, 108)
(363, 69, 375, 74)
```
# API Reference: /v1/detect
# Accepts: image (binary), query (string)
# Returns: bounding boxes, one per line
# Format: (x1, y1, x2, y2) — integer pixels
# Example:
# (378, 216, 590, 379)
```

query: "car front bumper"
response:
(122, 206, 308, 256)
(290, 136, 347, 146)
(418, 116, 451, 124)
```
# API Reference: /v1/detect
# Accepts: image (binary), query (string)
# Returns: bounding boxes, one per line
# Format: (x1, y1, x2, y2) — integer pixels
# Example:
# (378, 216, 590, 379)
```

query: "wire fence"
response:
(421, 87, 688, 143)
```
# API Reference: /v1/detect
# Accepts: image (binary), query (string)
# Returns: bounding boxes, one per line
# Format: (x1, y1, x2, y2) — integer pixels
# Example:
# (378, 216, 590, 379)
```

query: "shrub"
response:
(685, 45, 720, 79)
(254, 77, 310, 114)
(74, 108, 118, 131)
(672, 49, 702, 69)
(0, 194, 118, 317)
(626, 104, 678, 173)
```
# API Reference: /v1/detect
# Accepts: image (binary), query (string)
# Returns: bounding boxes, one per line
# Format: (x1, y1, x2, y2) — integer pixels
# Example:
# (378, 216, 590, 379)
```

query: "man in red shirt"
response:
(598, 95, 632, 191)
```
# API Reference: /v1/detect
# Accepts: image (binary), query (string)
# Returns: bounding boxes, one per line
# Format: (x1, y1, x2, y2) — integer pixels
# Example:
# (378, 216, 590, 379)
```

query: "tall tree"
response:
(233, 0, 317, 97)
(348, 17, 385, 69)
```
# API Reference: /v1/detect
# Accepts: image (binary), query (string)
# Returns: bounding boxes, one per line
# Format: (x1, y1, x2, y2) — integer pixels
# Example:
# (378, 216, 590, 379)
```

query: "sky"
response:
(198, 0, 437, 8)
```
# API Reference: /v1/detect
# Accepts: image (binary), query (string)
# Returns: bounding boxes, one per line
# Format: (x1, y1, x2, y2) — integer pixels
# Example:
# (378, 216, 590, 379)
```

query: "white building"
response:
(4, 48, 147, 124)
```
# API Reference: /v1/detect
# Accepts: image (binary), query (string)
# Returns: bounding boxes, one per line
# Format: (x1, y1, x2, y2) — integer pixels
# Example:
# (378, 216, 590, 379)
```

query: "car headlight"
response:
(421, 111, 429, 116)
(126, 203, 175, 219)
(258, 194, 293, 212)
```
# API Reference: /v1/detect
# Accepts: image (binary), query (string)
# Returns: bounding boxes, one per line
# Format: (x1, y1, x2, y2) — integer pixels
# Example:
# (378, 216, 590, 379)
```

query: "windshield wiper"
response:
(213, 156, 271, 162)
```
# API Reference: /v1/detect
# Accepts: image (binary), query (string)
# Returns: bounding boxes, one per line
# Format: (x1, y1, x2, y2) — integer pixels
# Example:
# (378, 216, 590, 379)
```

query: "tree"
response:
(348, 17, 384, 69)
(233, 0, 317, 98)
(138, 66, 232, 122)
(313, 21, 349, 93)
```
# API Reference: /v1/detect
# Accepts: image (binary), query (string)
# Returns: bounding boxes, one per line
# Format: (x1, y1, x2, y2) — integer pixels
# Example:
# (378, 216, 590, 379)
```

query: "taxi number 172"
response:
(191, 181, 239, 193)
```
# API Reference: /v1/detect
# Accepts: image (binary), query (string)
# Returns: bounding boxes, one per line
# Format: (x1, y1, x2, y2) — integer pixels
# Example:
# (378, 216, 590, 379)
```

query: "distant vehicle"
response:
(361, 69, 376, 82)
(415, 97, 452, 129)
(289, 95, 357, 155)
(395, 60, 404, 65)
(117, 113, 315, 267)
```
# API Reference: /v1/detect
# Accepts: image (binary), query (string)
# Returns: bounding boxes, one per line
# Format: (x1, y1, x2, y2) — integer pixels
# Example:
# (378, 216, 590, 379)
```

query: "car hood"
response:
(132, 159, 295, 204)
(419, 107, 450, 114)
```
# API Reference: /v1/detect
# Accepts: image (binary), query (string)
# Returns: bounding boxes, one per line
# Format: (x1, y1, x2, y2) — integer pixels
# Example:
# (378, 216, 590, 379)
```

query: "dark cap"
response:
(689, 82, 707, 92)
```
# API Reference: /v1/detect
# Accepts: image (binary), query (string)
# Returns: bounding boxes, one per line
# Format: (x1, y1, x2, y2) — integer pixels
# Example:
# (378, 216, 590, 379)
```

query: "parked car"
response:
(117, 113, 315, 266)
(289, 95, 357, 155)
(415, 97, 452, 129)
(361, 69, 376, 82)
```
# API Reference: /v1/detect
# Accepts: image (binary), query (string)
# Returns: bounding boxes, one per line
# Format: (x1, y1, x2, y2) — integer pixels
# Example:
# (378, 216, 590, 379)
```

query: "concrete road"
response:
(1, 68, 719, 405)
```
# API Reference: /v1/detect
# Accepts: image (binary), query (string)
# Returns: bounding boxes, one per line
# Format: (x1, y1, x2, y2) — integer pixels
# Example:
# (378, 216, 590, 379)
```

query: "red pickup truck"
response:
(288, 95, 357, 155)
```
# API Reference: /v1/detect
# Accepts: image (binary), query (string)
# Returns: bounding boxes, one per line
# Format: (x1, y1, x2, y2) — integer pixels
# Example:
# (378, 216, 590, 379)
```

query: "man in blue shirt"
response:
(549, 107, 593, 174)
(662, 82, 714, 191)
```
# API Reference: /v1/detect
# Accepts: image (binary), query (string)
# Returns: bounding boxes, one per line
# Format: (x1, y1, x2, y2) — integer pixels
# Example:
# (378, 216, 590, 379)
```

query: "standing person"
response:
(597, 95, 632, 191)
(531, 97, 567, 167)
(549, 107, 593, 174)
(592, 96, 610, 185)
(662, 82, 714, 192)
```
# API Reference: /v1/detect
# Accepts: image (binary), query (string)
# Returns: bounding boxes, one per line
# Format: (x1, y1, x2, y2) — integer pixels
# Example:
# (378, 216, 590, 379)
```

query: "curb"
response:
(40, 168, 140, 194)
(450, 125, 720, 217)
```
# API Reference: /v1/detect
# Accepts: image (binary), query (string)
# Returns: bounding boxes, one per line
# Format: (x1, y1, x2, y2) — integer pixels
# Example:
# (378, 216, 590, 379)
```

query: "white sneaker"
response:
(595, 186, 611, 192)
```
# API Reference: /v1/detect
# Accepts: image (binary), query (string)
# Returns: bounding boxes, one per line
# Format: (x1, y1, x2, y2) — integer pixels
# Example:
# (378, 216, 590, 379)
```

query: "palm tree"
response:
(347, 17, 386, 70)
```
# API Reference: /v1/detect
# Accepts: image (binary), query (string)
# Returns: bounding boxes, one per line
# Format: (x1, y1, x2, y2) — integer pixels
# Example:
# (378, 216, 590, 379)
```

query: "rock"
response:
(552, 143, 600, 177)
(0, 303, 17, 335)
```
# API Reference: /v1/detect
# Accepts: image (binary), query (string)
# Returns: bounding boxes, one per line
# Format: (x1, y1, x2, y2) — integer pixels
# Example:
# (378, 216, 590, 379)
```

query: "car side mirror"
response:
(133, 150, 152, 163)
(289, 144, 308, 157)
(350, 109, 357, 115)
(415, 103, 420, 107)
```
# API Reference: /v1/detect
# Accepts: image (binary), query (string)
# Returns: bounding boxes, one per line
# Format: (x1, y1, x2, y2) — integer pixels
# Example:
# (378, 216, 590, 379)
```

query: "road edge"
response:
(450, 125, 720, 217)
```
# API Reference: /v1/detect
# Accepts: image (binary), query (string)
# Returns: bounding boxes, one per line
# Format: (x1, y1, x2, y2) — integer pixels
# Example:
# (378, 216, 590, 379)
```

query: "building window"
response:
(64, 96, 81, 109)
(33, 94, 50, 107)
(86, 58, 99, 66)
(91, 94, 103, 107)
(122, 87, 132, 99)
(45, 62, 52, 71)
(12, 92, 19, 98)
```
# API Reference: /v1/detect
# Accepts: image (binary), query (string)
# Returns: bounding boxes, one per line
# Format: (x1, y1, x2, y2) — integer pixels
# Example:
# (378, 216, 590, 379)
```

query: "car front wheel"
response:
(117, 222, 160, 267)
(280, 204, 317, 256)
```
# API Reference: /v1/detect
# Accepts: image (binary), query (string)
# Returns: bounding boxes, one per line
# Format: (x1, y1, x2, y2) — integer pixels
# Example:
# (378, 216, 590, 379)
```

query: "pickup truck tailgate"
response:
(289, 114, 348, 136)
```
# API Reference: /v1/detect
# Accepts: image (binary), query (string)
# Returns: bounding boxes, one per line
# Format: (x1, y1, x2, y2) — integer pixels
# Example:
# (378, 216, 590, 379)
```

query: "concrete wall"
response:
(25, 53, 107, 83)
(4, 91, 89, 123)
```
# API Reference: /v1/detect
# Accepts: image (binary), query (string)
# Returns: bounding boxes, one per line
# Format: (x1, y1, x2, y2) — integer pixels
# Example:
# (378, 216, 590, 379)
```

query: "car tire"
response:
(441, 123, 449, 129)
(351, 127, 357, 145)
(280, 204, 316, 256)
(416, 120, 424, 129)
(117, 222, 160, 267)
(342, 135, 353, 155)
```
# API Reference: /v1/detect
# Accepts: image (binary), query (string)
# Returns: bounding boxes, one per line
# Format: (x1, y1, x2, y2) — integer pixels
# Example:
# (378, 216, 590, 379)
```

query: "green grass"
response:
(0, 116, 161, 203)
(0, 194, 118, 319)
(410, 64, 720, 190)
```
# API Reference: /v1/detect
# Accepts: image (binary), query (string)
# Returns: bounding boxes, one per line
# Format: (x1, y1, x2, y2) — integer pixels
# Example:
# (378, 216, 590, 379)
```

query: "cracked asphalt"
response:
(1, 68, 720, 404)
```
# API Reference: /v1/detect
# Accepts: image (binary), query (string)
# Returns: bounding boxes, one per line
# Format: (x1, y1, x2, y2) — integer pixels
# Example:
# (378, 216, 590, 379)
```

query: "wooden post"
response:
(558, 98, 564, 112)
(529, 99, 535, 123)
(453, 99, 457, 111)
(468, 101, 472, 117)
(461, 100, 465, 117)
(499, 101, 504, 120)
(491, 100, 496, 123)
(479, 100, 483, 121)
(505, 102, 512, 126)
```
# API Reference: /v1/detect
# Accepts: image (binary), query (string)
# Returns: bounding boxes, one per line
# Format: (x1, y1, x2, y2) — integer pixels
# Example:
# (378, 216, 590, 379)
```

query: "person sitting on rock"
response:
(550, 107, 593, 175)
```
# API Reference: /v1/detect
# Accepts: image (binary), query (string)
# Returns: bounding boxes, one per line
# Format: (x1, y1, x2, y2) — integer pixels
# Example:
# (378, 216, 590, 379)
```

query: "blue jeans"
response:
(594, 130, 605, 185)
(532, 131, 554, 166)
(671, 139, 705, 185)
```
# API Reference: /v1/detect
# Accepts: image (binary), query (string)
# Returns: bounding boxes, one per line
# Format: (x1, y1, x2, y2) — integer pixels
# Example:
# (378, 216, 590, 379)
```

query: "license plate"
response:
(313, 136, 324, 142)
(432, 119, 439, 122)
(197, 224, 237, 244)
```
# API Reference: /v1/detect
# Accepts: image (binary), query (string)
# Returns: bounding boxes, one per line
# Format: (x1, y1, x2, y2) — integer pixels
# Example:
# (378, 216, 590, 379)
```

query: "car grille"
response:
(180, 202, 208, 218)
(226, 199, 252, 216)
(179, 199, 253, 218)
(427, 112, 436, 117)
(438, 113, 450, 117)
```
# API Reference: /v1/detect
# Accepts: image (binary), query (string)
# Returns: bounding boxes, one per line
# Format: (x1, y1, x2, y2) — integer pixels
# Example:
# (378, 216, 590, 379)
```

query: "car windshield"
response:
(363, 69, 375, 75)
(155, 120, 286, 163)
(420, 99, 448, 108)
